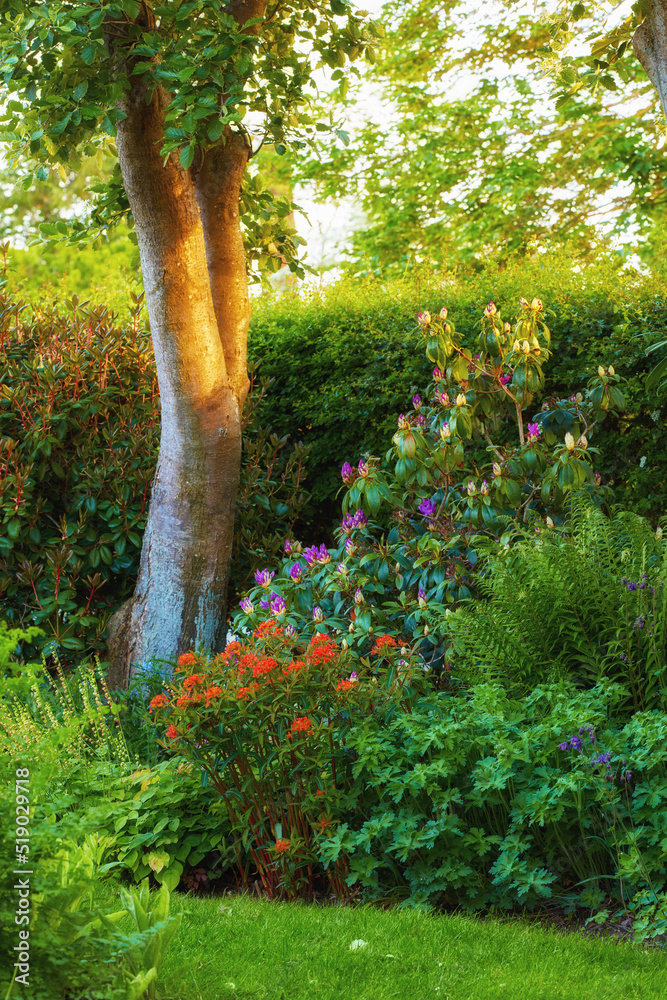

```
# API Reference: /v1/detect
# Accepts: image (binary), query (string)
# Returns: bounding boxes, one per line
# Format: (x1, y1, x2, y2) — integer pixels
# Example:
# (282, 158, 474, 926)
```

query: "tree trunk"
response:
(633, 1, 667, 114)
(107, 79, 250, 687)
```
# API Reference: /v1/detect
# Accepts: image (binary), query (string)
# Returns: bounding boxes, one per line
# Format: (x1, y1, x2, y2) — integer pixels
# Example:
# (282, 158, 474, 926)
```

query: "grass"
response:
(146, 893, 667, 1000)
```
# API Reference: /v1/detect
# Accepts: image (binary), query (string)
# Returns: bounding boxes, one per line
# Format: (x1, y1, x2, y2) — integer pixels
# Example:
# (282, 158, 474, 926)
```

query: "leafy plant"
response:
(149, 626, 425, 900)
(114, 880, 183, 1000)
(445, 494, 667, 711)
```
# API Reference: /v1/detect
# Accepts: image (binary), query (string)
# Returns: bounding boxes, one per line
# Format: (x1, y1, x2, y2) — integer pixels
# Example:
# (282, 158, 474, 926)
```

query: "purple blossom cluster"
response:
(254, 568, 275, 587)
(622, 573, 661, 595)
(418, 497, 437, 518)
(304, 543, 331, 566)
(341, 461, 355, 484)
(260, 591, 287, 614)
(341, 509, 369, 534)
(288, 563, 303, 583)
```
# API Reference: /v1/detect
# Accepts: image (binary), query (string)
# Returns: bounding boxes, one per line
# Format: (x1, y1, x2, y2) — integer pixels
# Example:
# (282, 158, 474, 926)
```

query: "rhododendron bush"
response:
(149, 622, 424, 901)
(232, 298, 626, 681)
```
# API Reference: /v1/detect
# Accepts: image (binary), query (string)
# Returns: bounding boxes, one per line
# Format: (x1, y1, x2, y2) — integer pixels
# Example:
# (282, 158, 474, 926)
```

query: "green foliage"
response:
(445, 495, 667, 713)
(324, 678, 667, 925)
(299, 2, 667, 269)
(0, 283, 311, 662)
(150, 628, 424, 900)
(114, 880, 183, 1000)
(248, 252, 667, 524)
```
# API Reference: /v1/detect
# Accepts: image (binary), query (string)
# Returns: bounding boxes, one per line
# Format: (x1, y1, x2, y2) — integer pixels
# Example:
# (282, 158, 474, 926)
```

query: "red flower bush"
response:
(148, 619, 423, 902)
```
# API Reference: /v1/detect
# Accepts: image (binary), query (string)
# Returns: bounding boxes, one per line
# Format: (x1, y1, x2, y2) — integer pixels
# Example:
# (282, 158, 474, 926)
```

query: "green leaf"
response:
(73, 80, 89, 102)
(179, 144, 196, 170)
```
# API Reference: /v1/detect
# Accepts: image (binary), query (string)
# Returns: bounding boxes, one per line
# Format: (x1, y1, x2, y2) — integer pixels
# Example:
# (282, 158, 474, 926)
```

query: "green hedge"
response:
(248, 251, 667, 527)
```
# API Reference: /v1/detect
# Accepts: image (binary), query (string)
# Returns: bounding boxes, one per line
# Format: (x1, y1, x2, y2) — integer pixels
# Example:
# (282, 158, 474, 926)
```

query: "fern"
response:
(441, 493, 667, 713)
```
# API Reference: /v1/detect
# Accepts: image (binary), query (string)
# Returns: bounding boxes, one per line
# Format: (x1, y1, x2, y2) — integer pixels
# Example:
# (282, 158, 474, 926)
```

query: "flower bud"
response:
(418, 311, 432, 326)
(423, 625, 429, 636)
(656, 526, 663, 540)
(395, 562, 402, 575)
(354, 588, 364, 606)
(531, 298, 543, 311)
(546, 516, 554, 529)
(480, 479, 489, 496)
(504, 323, 511, 335)
(439, 423, 451, 441)
(522, 340, 530, 354)
(565, 432, 575, 451)
(519, 297, 529, 309)
(608, 365, 615, 375)
(348, 623, 355, 633)
(455, 393, 466, 407)
(577, 435, 588, 449)
(342, 639, 348, 650)
(598, 365, 606, 378)
(401, 646, 409, 655)
(493, 461, 502, 478)
(440, 307, 448, 320)
(484, 301, 496, 316)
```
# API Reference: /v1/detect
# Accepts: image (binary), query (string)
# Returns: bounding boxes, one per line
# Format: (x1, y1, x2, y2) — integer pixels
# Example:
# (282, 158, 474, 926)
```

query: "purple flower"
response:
(569, 393, 577, 402)
(341, 461, 354, 484)
(312, 605, 325, 623)
(354, 509, 368, 528)
(317, 543, 331, 564)
(254, 568, 275, 588)
(289, 563, 302, 583)
(260, 598, 270, 609)
(634, 616, 646, 631)
(415, 414, 426, 428)
(570, 736, 583, 751)
(594, 472, 601, 486)
(240, 597, 254, 614)
(418, 497, 437, 518)
(349, 671, 358, 681)
(303, 546, 318, 566)
(484, 301, 496, 316)
(357, 459, 369, 478)
(433, 368, 443, 381)
(593, 752, 612, 765)
(557, 740, 570, 751)
(270, 594, 287, 615)
(341, 513, 356, 533)
(413, 394, 422, 409)
(354, 588, 364, 606)
(621, 770, 632, 783)
(527, 422, 540, 441)
(500, 375, 511, 385)
(345, 538, 356, 557)
(418, 588, 427, 601)
(285, 623, 297, 638)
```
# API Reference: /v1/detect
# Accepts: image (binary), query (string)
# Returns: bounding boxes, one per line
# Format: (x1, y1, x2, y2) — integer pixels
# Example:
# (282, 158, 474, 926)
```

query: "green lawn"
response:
(152, 894, 667, 1000)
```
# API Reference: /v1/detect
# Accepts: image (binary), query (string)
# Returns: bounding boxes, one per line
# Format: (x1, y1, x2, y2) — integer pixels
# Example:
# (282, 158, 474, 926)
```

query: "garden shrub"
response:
(0, 281, 311, 664)
(232, 297, 617, 678)
(248, 249, 667, 526)
(321, 677, 667, 930)
(443, 495, 667, 712)
(0, 642, 236, 892)
(149, 623, 426, 900)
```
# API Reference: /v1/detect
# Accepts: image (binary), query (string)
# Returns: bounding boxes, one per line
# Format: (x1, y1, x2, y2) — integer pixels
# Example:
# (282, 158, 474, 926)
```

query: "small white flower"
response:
(640, 456, 647, 468)
(349, 939, 369, 951)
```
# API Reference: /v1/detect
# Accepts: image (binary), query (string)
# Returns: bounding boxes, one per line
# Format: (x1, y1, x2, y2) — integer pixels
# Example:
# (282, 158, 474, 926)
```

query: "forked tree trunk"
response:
(106, 80, 251, 689)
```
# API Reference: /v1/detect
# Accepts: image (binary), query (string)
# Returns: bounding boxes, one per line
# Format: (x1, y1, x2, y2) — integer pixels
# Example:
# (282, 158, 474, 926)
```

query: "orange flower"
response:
(371, 634, 398, 655)
(282, 659, 305, 677)
(205, 685, 222, 703)
(316, 789, 326, 797)
(226, 641, 242, 656)
(253, 619, 278, 639)
(239, 652, 260, 674)
(177, 651, 197, 669)
(183, 673, 205, 690)
(274, 838, 290, 854)
(336, 679, 355, 692)
(306, 633, 338, 666)
(290, 716, 314, 735)
(319, 817, 331, 831)
(253, 657, 278, 678)
(149, 694, 169, 711)
(165, 724, 180, 739)
(237, 683, 259, 700)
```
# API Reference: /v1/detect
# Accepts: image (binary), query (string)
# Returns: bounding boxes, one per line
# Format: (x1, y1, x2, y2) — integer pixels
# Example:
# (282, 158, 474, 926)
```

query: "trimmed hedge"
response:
(248, 251, 667, 527)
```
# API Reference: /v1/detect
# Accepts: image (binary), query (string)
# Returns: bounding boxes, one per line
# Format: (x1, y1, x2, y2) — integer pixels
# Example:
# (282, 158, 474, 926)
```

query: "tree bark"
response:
(633, 1, 667, 115)
(107, 79, 248, 685)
